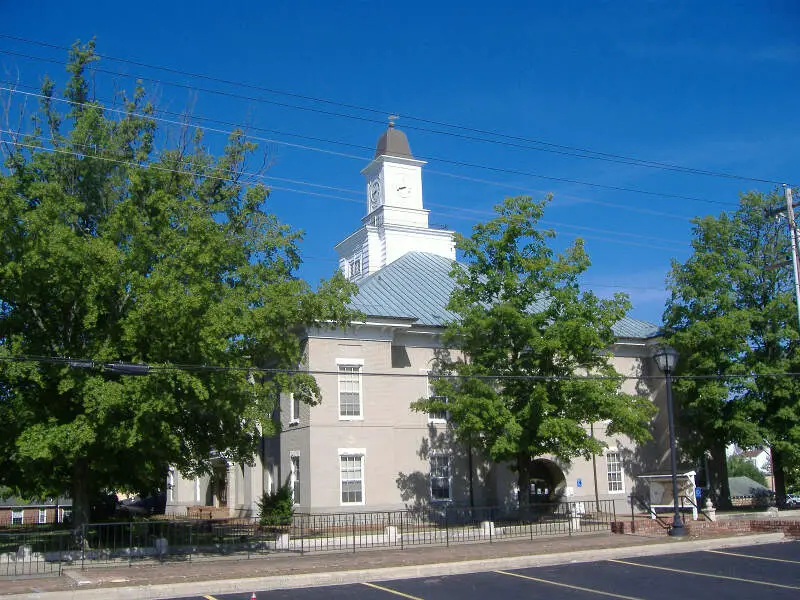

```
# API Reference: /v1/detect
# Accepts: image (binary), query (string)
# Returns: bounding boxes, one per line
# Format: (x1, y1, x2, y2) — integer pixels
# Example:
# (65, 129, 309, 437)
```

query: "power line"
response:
(304, 252, 672, 291)
(0, 130, 688, 253)
(1, 83, 696, 221)
(0, 132, 366, 207)
(1, 354, 798, 382)
(0, 50, 740, 206)
(0, 33, 786, 186)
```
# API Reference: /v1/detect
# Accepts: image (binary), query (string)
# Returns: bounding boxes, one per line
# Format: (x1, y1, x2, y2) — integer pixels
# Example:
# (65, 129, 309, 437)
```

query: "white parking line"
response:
(610, 559, 800, 590)
(495, 570, 645, 600)
(707, 549, 800, 564)
(362, 582, 424, 600)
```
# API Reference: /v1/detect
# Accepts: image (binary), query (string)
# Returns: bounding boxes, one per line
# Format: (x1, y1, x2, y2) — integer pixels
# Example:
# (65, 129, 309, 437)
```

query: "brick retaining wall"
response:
(613, 517, 800, 538)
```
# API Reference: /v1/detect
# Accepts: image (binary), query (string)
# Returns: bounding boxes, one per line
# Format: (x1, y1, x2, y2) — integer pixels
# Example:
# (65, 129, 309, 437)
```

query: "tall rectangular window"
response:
(339, 453, 364, 504)
(290, 454, 300, 504)
(430, 454, 452, 501)
(38, 508, 47, 524)
(426, 375, 449, 423)
(606, 451, 624, 493)
(11, 509, 23, 525)
(348, 255, 362, 279)
(289, 393, 301, 424)
(338, 365, 362, 418)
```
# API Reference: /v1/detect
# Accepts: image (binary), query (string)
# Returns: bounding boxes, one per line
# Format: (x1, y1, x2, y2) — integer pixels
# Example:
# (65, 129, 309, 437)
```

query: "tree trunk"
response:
(71, 459, 92, 531)
(706, 444, 732, 509)
(772, 448, 786, 507)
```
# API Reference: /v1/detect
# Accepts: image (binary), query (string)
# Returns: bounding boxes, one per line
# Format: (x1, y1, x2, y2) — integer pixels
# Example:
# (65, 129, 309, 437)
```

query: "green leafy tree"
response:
(664, 189, 800, 507)
(0, 42, 356, 528)
(413, 196, 656, 507)
(727, 455, 768, 487)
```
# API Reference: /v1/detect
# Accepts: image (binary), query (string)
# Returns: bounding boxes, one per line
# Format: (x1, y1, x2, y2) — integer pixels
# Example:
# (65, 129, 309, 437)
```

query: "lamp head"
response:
(651, 345, 679, 373)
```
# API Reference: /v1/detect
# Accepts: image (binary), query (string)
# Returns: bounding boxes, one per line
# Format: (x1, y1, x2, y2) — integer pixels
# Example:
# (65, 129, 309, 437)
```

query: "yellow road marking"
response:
(362, 582, 424, 600)
(708, 549, 800, 564)
(495, 570, 644, 600)
(202, 596, 217, 600)
(610, 559, 800, 590)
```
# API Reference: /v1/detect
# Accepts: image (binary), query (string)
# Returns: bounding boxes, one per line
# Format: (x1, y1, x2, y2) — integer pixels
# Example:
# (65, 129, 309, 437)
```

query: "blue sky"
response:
(3, 1, 799, 325)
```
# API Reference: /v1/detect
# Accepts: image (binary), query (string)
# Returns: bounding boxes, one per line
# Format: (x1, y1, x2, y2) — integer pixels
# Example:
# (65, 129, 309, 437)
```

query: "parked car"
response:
(785, 494, 800, 508)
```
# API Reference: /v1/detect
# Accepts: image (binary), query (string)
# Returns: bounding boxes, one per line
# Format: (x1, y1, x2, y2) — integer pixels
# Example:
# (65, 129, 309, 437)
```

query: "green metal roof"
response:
(350, 251, 661, 339)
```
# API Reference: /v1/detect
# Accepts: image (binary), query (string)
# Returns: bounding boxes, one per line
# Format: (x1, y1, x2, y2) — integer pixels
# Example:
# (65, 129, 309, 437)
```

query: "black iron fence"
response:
(0, 500, 616, 577)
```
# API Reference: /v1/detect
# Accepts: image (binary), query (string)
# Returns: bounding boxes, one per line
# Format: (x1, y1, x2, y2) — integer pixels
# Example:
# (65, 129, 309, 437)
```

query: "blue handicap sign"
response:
(695, 487, 703, 499)
(576, 478, 583, 488)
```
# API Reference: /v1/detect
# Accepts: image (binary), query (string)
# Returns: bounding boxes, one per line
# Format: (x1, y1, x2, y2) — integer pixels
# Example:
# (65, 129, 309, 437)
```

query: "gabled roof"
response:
(349, 252, 661, 339)
(0, 496, 71, 508)
(728, 476, 772, 497)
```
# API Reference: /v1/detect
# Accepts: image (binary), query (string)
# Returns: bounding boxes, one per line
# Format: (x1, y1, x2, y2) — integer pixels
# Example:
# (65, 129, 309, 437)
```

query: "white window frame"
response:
(338, 448, 366, 506)
(348, 253, 363, 279)
(289, 393, 300, 425)
(289, 452, 300, 505)
(429, 452, 453, 502)
(38, 508, 47, 524)
(167, 468, 175, 503)
(606, 450, 625, 494)
(337, 358, 364, 420)
(11, 509, 23, 525)
(424, 372, 449, 423)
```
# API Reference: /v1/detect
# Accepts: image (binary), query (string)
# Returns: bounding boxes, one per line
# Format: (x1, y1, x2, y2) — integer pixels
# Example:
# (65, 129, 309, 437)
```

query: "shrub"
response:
(257, 486, 293, 527)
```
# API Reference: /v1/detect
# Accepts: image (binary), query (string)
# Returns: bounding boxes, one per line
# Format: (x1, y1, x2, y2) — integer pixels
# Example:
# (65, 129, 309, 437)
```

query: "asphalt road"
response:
(177, 540, 800, 600)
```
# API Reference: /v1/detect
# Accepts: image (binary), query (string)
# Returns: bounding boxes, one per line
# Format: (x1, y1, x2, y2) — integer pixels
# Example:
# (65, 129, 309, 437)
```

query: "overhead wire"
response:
(0, 132, 366, 206)
(0, 49, 741, 206)
(0, 129, 686, 253)
(0, 33, 786, 186)
(2, 83, 695, 221)
(0, 354, 797, 382)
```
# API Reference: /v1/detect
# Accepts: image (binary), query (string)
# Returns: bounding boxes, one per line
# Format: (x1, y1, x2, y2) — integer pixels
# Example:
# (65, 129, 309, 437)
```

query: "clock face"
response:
(368, 178, 382, 211)
(397, 175, 411, 198)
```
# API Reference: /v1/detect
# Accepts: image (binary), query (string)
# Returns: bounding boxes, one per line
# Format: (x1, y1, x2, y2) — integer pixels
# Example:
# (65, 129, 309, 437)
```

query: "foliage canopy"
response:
(413, 196, 655, 504)
(664, 189, 800, 505)
(0, 42, 356, 525)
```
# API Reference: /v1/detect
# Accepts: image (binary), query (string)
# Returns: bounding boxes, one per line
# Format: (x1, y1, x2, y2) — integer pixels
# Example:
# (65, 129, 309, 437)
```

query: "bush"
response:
(257, 486, 293, 527)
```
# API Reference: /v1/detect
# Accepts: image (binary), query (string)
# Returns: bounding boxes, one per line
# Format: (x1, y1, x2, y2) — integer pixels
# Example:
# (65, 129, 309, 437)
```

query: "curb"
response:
(3, 532, 788, 600)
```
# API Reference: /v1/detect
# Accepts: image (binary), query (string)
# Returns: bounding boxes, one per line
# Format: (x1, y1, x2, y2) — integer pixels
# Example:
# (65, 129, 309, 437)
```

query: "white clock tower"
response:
(335, 123, 455, 282)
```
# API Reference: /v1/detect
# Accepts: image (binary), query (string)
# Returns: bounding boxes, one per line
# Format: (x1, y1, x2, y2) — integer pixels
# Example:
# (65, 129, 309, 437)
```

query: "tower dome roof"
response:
(374, 124, 413, 159)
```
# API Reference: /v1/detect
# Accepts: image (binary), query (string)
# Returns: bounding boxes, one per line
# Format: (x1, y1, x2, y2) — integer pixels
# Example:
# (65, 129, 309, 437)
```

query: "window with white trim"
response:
(38, 508, 47, 524)
(430, 453, 452, 501)
(338, 362, 363, 419)
(290, 453, 300, 505)
(339, 451, 365, 504)
(11, 509, 23, 525)
(289, 393, 301, 424)
(167, 469, 175, 502)
(348, 255, 362, 279)
(426, 374, 449, 423)
(606, 451, 624, 493)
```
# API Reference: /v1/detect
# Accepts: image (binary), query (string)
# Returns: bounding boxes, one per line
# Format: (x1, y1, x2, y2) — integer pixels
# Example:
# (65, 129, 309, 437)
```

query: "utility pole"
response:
(784, 186, 800, 333)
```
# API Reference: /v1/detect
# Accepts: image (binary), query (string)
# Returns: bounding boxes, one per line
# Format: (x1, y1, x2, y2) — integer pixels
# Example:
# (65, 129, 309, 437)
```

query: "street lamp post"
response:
(652, 345, 687, 537)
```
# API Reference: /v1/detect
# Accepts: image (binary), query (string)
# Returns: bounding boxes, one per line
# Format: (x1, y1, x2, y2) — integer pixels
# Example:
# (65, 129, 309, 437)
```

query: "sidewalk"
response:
(1, 529, 788, 600)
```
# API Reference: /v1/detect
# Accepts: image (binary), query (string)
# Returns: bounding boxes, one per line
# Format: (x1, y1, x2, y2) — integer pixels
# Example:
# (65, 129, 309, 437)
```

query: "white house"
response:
(166, 125, 674, 517)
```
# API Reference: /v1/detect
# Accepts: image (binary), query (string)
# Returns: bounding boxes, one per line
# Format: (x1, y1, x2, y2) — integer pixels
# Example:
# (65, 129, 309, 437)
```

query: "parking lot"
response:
(179, 541, 800, 600)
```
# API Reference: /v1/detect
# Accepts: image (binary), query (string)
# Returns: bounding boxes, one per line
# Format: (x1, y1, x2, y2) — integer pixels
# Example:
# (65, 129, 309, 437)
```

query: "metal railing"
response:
(0, 500, 616, 577)
(629, 493, 671, 530)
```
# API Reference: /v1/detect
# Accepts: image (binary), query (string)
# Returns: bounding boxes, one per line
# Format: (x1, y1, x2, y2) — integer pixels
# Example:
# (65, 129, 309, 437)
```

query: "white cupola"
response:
(334, 122, 456, 282)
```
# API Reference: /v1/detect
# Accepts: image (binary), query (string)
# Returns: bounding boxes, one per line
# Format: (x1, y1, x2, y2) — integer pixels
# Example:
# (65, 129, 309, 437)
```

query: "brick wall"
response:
(0, 507, 63, 527)
(613, 516, 800, 537)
